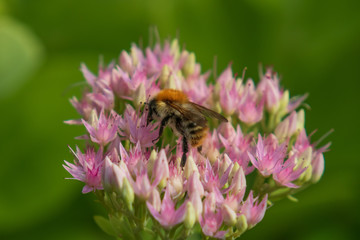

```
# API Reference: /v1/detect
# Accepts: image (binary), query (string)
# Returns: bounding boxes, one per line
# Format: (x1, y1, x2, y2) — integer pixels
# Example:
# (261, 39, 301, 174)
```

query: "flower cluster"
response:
(64, 39, 330, 239)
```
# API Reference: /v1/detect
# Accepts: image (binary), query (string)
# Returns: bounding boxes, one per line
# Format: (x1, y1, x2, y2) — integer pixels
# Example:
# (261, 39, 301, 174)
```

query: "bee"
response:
(146, 89, 228, 167)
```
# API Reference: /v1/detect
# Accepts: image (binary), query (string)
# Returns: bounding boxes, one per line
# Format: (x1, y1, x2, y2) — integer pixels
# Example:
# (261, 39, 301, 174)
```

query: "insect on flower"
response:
(146, 89, 228, 167)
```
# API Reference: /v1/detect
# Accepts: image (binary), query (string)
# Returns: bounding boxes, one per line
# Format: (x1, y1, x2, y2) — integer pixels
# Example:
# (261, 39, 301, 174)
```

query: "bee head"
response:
(146, 99, 156, 126)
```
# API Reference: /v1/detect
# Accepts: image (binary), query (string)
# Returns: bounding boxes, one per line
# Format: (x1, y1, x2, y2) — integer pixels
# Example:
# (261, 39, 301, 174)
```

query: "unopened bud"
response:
(121, 178, 134, 211)
(134, 83, 146, 108)
(147, 150, 158, 178)
(295, 109, 305, 134)
(311, 153, 325, 183)
(222, 204, 237, 226)
(119, 50, 133, 74)
(184, 202, 196, 229)
(130, 45, 140, 66)
(170, 39, 180, 61)
(182, 52, 195, 77)
(277, 90, 289, 118)
(148, 189, 161, 212)
(159, 65, 170, 87)
(229, 162, 240, 180)
(89, 109, 99, 128)
(298, 165, 312, 183)
(183, 155, 199, 179)
(236, 214, 248, 234)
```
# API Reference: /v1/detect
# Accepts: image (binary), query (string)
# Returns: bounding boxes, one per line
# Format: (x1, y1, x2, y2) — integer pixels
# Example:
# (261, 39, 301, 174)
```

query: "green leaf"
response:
(94, 215, 117, 237)
(109, 214, 135, 240)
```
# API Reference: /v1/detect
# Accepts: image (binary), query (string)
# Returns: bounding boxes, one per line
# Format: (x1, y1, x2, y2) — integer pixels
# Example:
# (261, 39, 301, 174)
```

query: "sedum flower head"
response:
(63, 37, 330, 239)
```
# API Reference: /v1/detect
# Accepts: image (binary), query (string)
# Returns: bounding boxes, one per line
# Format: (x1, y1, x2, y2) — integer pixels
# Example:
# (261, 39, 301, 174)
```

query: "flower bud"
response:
(229, 162, 240, 180)
(183, 155, 199, 179)
(134, 83, 146, 108)
(297, 165, 312, 183)
(184, 202, 196, 229)
(148, 189, 161, 212)
(159, 64, 170, 87)
(182, 52, 195, 77)
(102, 157, 125, 194)
(236, 214, 248, 234)
(88, 109, 99, 127)
(152, 150, 169, 188)
(311, 153, 325, 183)
(187, 172, 204, 197)
(119, 50, 133, 74)
(277, 90, 289, 118)
(121, 178, 134, 211)
(222, 204, 237, 226)
(170, 39, 180, 61)
(230, 167, 246, 195)
(168, 74, 176, 89)
(296, 109, 305, 134)
(147, 150, 158, 178)
(130, 45, 140, 66)
(219, 154, 232, 179)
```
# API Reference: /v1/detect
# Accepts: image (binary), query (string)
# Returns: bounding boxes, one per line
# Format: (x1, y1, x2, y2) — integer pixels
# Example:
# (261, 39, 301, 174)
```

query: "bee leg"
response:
(197, 146, 202, 153)
(181, 136, 188, 167)
(152, 115, 171, 143)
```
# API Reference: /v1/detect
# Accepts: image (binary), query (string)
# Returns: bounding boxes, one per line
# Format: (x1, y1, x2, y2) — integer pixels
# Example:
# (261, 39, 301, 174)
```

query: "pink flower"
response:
(257, 69, 282, 113)
(63, 146, 103, 193)
(151, 149, 169, 187)
(118, 105, 158, 147)
(118, 141, 143, 174)
(201, 160, 229, 204)
(130, 168, 154, 200)
(240, 191, 268, 229)
(219, 124, 253, 174)
(147, 187, 187, 229)
(186, 172, 204, 198)
(82, 110, 118, 146)
(238, 79, 264, 125)
(167, 163, 184, 199)
(248, 134, 287, 177)
(225, 166, 246, 197)
(199, 192, 227, 238)
(86, 81, 114, 111)
(273, 155, 307, 188)
(219, 82, 238, 116)
(67, 95, 93, 123)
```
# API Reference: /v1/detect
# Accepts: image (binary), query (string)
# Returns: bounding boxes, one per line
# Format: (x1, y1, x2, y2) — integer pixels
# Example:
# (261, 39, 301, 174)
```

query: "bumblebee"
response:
(146, 89, 228, 167)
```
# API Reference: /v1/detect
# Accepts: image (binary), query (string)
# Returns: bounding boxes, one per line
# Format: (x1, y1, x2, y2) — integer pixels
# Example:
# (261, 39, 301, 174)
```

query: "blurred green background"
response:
(1, 0, 359, 239)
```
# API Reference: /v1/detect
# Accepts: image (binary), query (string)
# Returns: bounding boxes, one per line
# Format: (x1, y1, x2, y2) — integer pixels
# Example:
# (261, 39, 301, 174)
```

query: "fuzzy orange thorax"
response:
(155, 89, 188, 103)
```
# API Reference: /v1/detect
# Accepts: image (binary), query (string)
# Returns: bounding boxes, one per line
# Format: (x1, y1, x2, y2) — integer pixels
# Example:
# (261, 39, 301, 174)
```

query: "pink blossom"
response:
(219, 124, 253, 174)
(63, 146, 103, 193)
(167, 163, 184, 199)
(238, 79, 264, 125)
(199, 192, 227, 238)
(248, 134, 287, 177)
(201, 160, 228, 204)
(118, 105, 158, 147)
(147, 187, 187, 229)
(273, 155, 307, 188)
(130, 168, 154, 200)
(240, 191, 268, 229)
(257, 69, 282, 112)
(151, 149, 169, 187)
(82, 110, 118, 146)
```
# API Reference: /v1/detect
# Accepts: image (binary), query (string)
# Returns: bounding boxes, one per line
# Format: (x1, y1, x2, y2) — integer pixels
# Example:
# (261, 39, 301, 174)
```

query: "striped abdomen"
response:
(186, 121, 208, 147)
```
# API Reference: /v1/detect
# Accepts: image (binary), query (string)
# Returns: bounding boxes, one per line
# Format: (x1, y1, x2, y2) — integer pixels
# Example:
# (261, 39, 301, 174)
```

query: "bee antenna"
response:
(242, 67, 247, 81)
(213, 55, 218, 80)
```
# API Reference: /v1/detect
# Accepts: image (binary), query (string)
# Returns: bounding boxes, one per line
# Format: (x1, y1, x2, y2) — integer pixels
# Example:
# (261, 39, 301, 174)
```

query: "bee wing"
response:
(188, 102, 228, 122)
(165, 101, 207, 126)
